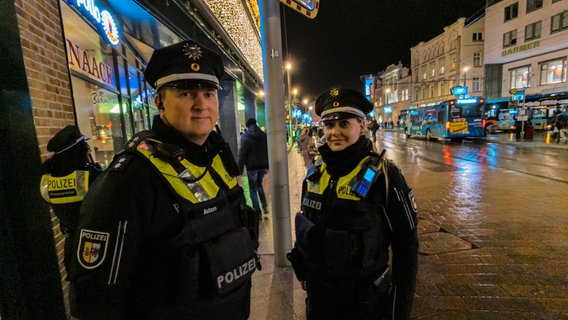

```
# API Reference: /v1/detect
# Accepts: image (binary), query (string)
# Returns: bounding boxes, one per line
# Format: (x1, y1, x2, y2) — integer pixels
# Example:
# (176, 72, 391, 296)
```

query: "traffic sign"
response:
(280, 0, 319, 19)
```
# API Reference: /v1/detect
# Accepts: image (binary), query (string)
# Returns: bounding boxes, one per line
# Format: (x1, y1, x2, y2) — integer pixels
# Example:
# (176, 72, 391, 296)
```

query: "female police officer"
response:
(288, 86, 419, 319)
(70, 40, 258, 319)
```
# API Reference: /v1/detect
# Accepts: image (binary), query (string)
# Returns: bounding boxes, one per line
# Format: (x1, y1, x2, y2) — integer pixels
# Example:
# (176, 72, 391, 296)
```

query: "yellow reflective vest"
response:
(40, 170, 90, 204)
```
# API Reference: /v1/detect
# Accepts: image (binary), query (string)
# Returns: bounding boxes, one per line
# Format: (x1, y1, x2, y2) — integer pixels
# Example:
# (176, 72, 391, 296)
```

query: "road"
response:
(376, 130, 568, 319)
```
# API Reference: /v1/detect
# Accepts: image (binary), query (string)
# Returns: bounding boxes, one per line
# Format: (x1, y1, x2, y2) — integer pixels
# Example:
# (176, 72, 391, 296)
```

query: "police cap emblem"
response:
(315, 85, 373, 121)
(143, 40, 224, 91)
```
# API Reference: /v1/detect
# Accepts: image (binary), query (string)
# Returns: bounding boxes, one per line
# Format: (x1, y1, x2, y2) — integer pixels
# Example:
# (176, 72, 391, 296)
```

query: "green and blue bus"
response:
(405, 97, 486, 141)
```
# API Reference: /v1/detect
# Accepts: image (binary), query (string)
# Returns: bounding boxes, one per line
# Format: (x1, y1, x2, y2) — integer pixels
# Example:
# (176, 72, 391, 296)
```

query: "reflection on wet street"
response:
(379, 130, 568, 318)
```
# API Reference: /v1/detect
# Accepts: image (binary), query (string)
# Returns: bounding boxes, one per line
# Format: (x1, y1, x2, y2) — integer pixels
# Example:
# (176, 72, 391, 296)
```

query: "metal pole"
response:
(286, 69, 292, 144)
(259, 0, 292, 266)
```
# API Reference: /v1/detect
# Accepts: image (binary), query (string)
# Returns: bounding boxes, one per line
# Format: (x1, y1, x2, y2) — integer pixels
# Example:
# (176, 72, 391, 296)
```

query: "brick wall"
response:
(14, 0, 74, 316)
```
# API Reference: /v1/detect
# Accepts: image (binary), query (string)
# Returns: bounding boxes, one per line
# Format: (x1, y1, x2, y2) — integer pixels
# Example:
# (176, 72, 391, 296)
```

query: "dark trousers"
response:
(247, 169, 268, 214)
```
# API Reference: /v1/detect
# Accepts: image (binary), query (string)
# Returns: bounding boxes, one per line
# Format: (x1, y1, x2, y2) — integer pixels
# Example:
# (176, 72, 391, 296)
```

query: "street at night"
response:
(4, 0, 568, 318)
(251, 131, 568, 319)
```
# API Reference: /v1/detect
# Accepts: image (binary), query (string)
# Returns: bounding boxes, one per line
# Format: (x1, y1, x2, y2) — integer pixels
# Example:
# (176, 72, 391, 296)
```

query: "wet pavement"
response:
(248, 131, 568, 320)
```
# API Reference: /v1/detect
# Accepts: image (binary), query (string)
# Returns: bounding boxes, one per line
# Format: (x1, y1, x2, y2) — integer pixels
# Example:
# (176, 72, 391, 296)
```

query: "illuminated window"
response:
(540, 58, 566, 85)
(525, 21, 542, 40)
(504, 3, 518, 21)
(503, 30, 517, 48)
(510, 66, 530, 89)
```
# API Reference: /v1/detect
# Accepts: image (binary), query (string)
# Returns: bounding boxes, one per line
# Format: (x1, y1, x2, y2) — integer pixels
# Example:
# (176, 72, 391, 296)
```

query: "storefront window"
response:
(71, 76, 123, 168)
(122, 102, 134, 140)
(540, 58, 566, 85)
(510, 66, 530, 89)
(117, 53, 130, 98)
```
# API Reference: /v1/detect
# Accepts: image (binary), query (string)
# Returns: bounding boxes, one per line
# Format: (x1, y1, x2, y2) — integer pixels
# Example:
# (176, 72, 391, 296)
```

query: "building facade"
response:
(484, 0, 568, 106)
(410, 13, 486, 107)
(371, 62, 412, 125)
(5, 0, 264, 317)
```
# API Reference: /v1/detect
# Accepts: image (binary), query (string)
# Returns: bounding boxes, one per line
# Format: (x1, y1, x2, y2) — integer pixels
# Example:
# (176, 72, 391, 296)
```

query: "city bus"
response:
(405, 97, 485, 141)
(398, 109, 410, 133)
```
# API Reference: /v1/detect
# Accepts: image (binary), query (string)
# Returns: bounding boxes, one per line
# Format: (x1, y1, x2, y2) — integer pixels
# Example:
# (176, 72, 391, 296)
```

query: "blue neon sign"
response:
(69, 0, 120, 46)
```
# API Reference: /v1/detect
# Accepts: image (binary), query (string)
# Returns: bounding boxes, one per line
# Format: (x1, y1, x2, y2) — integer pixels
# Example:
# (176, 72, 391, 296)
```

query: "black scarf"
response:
(318, 136, 374, 177)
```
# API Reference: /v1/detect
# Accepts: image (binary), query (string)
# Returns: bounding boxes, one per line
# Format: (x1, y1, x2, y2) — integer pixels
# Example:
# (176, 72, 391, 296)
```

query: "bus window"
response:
(450, 107, 460, 118)
(460, 104, 484, 118)
(498, 109, 517, 131)
(531, 107, 548, 130)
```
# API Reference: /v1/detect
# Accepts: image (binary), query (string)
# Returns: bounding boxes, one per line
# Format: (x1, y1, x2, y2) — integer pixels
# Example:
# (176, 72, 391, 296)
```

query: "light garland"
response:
(202, 0, 264, 81)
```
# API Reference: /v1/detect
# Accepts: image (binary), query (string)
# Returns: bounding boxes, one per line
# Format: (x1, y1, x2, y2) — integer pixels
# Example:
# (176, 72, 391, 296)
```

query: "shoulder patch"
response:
(108, 154, 135, 172)
(77, 229, 109, 269)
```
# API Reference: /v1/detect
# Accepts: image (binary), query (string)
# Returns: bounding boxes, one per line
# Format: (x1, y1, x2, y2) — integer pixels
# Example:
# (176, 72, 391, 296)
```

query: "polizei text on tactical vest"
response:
(302, 198, 322, 210)
(48, 178, 76, 189)
(337, 185, 357, 197)
(216, 258, 256, 289)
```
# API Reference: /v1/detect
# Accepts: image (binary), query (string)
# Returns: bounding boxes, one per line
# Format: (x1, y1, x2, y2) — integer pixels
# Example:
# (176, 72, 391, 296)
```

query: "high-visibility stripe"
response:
(135, 140, 238, 203)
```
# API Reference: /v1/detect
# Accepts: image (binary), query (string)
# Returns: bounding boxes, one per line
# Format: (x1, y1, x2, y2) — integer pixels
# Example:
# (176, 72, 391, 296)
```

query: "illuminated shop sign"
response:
(66, 38, 115, 86)
(501, 41, 539, 57)
(365, 79, 374, 102)
(67, 0, 120, 46)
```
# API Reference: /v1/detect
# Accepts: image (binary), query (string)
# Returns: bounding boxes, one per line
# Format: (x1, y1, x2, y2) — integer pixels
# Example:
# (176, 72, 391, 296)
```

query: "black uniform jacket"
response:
(70, 117, 254, 320)
(294, 137, 419, 320)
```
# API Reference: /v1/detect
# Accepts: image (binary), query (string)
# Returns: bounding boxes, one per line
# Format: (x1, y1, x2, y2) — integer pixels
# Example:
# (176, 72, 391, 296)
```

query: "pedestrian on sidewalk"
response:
(70, 40, 259, 319)
(553, 111, 568, 143)
(299, 126, 318, 168)
(238, 117, 269, 217)
(288, 86, 419, 320)
(40, 125, 102, 278)
(367, 117, 379, 141)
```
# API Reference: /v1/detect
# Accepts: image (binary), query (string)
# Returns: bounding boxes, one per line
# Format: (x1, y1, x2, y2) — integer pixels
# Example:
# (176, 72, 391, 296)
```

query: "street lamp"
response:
(285, 63, 293, 144)
(463, 67, 469, 86)
(385, 88, 391, 125)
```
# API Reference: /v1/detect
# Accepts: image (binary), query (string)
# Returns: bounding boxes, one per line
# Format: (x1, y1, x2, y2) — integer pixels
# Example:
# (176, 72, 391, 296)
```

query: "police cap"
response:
(315, 86, 373, 121)
(143, 40, 224, 91)
(47, 125, 88, 154)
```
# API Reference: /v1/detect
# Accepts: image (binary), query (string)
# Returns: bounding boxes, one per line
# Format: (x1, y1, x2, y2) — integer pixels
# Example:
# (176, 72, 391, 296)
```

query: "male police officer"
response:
(70, 40, 258, 319)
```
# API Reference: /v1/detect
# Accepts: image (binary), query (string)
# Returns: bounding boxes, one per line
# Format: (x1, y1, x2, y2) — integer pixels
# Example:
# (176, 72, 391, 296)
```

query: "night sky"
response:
(282, 0, 486, 100)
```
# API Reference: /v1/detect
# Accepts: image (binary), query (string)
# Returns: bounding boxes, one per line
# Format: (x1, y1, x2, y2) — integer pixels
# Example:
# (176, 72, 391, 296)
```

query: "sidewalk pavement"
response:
(249, 145, 306, 320)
